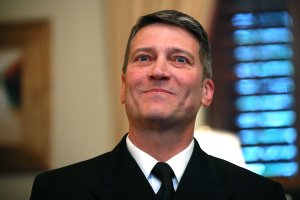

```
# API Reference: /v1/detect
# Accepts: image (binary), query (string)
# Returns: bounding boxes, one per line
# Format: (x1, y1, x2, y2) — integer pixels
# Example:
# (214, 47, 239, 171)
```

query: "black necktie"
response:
(152, 162, 175, 200)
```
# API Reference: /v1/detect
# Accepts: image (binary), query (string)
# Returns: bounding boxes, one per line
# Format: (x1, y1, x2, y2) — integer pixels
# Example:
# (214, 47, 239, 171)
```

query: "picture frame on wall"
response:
(0, 21, 50, 173)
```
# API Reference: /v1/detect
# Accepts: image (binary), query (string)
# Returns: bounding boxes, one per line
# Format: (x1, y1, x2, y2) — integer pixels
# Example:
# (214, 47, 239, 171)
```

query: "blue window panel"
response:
(235, 94, 294, 111)
(233, 28, 293, 45)
(242, 145, 297, 162)
(232, 11, 292, 28)
(239, 128, 297, 145)
(235, 79, 260, 95)
(246, 162, 298, 177)
(243, 146, 264, 162)
(234, 44, 293, 61)
(234, 61, 294, 78)
(232, 13, 256, 28)
(236, 111, 296, 128)
(232, 10, 297, 178)
(266, 77, 295, 94)
(235, 77, 295, 95)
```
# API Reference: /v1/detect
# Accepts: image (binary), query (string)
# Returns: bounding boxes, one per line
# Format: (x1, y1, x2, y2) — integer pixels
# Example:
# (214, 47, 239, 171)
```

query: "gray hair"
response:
(122, 9, 212, 80)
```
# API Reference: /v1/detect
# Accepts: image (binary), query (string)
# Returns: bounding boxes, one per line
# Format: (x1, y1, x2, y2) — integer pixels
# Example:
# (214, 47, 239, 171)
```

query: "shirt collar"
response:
(126, 135, 194, 183)
(166, 139, 194, 182)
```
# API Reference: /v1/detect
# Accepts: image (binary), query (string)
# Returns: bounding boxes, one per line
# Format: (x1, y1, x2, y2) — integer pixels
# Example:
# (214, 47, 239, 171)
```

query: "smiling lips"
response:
(143, 88, 174, 94)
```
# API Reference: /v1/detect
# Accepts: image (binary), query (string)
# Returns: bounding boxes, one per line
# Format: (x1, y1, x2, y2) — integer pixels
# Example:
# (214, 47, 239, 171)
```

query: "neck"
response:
(128, 125, 194, 162)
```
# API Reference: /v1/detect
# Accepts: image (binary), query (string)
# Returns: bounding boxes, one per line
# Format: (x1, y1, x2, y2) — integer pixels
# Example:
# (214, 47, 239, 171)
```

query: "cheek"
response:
(184, 78, 204, 103)
(179, 72, 202, 91)
(123, 71, 144, 95)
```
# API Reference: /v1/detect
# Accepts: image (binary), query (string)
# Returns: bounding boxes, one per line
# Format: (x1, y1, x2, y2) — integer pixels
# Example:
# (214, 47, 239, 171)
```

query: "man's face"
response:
(121, 23, 214, 128)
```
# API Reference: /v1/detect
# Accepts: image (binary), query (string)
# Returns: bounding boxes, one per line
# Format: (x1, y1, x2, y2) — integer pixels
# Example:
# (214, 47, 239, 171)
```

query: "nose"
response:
(148, 57, 171, 80)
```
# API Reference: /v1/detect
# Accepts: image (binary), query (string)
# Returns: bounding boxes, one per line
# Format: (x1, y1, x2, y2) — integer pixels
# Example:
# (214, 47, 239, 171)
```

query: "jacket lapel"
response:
(91, 135, 155, 200)
(174, 139, 233, 200)
(91, 136, 233, 200)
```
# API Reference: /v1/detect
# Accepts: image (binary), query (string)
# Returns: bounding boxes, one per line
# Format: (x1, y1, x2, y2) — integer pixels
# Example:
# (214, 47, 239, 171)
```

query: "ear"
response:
(121, 73, 126, 104)
(201, 79, 214, 107)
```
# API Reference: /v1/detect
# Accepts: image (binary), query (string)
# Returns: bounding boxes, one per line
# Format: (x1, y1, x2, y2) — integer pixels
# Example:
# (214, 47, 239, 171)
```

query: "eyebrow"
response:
(168, 47, 195, 60)
(130, 47, 153, 55)
(130, 47, 195, 60)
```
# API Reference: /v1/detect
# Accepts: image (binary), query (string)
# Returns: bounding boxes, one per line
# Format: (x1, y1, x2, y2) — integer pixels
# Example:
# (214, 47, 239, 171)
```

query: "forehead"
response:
(130, 23, 200, 52)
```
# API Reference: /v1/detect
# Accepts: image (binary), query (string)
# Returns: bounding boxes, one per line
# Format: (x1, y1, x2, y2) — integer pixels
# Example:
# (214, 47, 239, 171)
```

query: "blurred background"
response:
(0, 0, 299, 199)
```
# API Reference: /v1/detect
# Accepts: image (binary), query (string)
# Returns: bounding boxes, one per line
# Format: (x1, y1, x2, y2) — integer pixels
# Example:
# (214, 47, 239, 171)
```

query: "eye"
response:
(175, 56, 188, 63)
(138, 55, 149, 62)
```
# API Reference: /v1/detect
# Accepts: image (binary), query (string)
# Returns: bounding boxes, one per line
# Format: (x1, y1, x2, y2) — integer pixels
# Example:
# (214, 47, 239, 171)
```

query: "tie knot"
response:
(152, 162, 174, 180)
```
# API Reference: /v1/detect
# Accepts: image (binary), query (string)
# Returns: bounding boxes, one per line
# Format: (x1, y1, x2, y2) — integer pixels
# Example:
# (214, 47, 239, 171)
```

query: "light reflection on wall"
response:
(234, 44, 293, 61)
(233, 28, 293, 45)
(235, 61, 294, 78)
(235, 94, 294, 111)
(232, 11, 298, 177)
(235, 77, 295, 95)
(239, 128, 297, 144)
(236, 111, 296, 128)
(232, 11, 291, 28)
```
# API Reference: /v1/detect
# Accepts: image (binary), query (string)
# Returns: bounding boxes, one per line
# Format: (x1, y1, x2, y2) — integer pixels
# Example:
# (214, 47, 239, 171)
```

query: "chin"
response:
(143, 112, 175, 123)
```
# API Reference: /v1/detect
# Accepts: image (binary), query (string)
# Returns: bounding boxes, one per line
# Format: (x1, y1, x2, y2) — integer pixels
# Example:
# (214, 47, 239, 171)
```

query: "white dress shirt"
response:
(126, 135, 194, 193)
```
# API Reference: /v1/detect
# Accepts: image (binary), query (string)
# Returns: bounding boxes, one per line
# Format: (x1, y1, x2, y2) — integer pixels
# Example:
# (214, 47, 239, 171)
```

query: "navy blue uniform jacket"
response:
(30, 134, 286, 200)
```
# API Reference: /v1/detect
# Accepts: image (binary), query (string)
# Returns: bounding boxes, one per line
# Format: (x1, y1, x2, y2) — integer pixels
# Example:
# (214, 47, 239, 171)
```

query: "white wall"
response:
(0, 0, 115, 199)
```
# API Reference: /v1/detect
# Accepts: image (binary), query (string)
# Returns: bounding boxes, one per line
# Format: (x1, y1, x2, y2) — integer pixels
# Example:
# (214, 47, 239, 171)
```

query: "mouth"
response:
(143, 88, 174, 94)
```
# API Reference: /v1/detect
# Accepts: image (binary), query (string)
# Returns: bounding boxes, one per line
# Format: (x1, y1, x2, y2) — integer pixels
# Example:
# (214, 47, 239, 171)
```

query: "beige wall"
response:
(0, 0, 114, 199)
(0, 0, 115, 169)
(0, 0, 216, 199)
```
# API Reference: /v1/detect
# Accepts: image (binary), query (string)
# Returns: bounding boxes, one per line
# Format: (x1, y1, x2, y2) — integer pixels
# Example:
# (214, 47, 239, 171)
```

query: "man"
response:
(30, 10, 287, 200)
